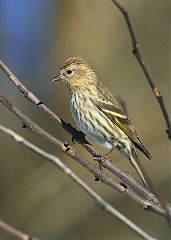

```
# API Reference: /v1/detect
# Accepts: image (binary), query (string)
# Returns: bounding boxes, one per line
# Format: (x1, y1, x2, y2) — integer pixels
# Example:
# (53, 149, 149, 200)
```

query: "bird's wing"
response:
(97, 98, 138, 142)
(95, 82, 151, 159)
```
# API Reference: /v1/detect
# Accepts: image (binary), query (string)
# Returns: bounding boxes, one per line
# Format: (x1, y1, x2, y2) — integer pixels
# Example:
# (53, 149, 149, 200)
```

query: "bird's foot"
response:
(93, 154, 111, 170)
(93, 151, 113, 181)
(93, 154, 110, 181)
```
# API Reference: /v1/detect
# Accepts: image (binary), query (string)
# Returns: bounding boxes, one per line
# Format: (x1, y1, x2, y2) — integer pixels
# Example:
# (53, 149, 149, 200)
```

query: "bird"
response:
(52, 57, 152, 187)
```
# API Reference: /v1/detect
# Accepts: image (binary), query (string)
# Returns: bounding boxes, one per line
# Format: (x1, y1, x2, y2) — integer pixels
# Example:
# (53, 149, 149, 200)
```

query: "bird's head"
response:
(52, 57, 97, 90)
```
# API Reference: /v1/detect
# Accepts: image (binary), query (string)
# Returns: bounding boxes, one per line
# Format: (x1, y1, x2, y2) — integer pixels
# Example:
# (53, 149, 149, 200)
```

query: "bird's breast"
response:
(70, 91, 94, 134)
(70, 91, 122, 149)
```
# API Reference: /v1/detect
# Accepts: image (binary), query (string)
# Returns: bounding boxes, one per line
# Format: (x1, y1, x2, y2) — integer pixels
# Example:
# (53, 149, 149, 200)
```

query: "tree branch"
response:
(111, 0, 171, 140)
(0, 124, 157, 240)
(0, 218, 38, 240)
(0, 93, 166, 217)
(111, 0, 171, 226)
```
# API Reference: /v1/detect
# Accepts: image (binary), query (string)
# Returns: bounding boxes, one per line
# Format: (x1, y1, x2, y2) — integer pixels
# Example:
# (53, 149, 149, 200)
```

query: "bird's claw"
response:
(93, 154, 110, 170)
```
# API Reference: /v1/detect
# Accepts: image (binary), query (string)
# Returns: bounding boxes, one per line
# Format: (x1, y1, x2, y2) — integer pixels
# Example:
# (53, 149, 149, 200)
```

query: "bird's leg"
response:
(93, 145, 115, 170)
(104, 145, 116, 157)
(93, 154, 106, 170)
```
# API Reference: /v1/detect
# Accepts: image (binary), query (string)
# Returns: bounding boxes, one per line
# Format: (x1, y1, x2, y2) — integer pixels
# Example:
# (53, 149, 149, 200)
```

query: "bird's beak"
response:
(51, 74, 61, 82)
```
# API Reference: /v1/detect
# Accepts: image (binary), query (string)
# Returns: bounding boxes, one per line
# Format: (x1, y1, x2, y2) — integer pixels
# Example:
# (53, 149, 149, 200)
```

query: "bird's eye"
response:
(66, 69, 72, 74)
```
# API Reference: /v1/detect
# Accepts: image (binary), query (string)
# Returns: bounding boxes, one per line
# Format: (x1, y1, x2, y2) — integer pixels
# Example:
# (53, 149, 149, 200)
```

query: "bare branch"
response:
(110, 0, 171, 226)
(0, 59, 161, 206)
(0, 218, 38, 240)
(0, 93, 166, 217)
(111, 0, 171, 140)
(0, 124, 157, 240)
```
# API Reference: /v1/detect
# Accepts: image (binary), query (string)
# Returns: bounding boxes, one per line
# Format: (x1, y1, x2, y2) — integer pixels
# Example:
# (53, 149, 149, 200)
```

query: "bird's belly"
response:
(70, 95, 119, 149)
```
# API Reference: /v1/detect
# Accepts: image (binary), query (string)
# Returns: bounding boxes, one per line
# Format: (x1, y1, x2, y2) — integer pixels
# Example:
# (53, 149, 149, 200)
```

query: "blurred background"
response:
(0, 0, 170, 239)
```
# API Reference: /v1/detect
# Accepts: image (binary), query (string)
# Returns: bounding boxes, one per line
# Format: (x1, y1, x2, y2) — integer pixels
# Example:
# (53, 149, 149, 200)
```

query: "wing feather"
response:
(95, 82, 152, 159)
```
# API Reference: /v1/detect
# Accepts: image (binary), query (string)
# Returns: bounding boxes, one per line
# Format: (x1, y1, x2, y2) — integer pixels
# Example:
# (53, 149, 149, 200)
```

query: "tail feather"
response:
(117, 143, 148, 188)
(130, 146, 148, 188)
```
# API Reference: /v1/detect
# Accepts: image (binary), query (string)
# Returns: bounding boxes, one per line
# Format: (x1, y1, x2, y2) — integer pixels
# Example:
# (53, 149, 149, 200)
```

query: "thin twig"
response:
(111, 0, 171, 226)
(0, 59, 160, 205)
(111, 0, 171, 140)
(0, 93, 166, 217)
(0, 218, 38, 240)
(0, 124, 157, 240)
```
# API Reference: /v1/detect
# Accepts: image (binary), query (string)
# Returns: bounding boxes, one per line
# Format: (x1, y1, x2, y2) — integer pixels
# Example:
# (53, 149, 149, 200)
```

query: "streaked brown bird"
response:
(52, 57, 151, 187)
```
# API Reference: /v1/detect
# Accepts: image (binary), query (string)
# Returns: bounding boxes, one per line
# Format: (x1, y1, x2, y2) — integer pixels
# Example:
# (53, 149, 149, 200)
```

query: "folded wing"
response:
(95, 82, 152, 159)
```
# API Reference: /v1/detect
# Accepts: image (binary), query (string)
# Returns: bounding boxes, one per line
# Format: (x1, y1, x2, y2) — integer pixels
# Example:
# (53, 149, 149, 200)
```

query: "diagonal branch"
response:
(0, 218, 39, 240)
(0, 124, 157, 240)
(111, 0, 171, 226)
(111, 0, 171, 140)
(0, 93, 166, 217)
(0, 59, 160, 205)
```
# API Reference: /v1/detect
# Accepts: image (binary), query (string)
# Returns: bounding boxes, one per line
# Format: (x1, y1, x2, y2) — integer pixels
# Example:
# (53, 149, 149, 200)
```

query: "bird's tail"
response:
(130, 146, 148, 188)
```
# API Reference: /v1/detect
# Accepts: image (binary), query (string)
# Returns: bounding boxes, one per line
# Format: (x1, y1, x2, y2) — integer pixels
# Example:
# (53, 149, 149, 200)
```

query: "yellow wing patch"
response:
(97, 101, 151, 159)
(99, 103, 138, 142)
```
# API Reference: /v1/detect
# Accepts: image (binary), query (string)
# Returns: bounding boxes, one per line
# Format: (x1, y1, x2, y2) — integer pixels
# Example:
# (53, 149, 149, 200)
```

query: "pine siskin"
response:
(52, 57, 152, 187)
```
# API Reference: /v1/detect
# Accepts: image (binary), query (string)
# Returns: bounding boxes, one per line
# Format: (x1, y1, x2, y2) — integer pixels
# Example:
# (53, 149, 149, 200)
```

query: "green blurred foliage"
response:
(0, 0, 170, 239)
